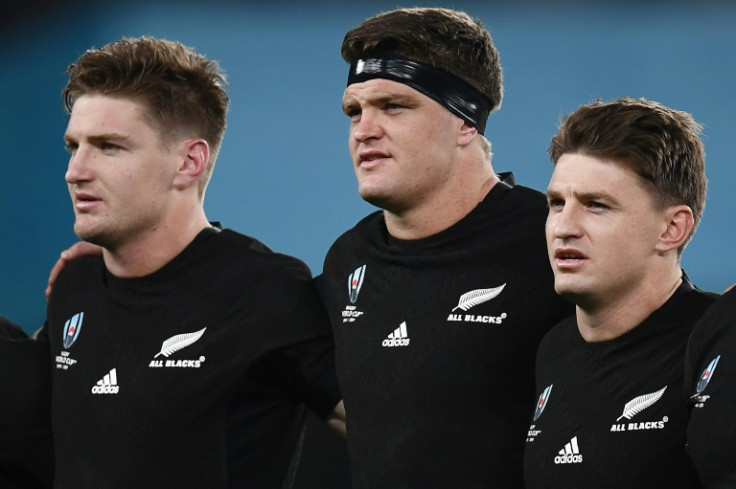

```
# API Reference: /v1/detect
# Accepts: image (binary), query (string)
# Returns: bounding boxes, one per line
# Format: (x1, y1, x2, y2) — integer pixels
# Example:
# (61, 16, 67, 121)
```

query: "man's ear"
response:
(457, 120, 478, 147)
(173, 139, 209, 189)
(655, 205, 694, 253)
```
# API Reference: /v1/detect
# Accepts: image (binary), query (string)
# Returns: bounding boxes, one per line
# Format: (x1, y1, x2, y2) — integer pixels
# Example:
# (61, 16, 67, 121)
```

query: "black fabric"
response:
(0, 318, 53, 489)
(347, 54, 493, 134)
(0, 317, 28, 340)
(317, 176, 574, 488)
(686, 285, 736, 488)
(524, 279, 716, 489)
(43, 228, 340, 489)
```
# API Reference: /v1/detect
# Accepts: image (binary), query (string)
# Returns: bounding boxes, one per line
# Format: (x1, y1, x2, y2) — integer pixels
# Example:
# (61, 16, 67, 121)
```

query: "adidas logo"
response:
(554, 436, 583, 464)
(382, 322, 410, 347)
(91, 368, 119, 395)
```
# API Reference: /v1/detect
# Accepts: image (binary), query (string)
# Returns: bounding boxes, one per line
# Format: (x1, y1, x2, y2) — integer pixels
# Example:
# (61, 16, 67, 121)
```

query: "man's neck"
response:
(102, 211, 211, 278)
(384, 172, 499, 240)
(575, 268, 683, 343)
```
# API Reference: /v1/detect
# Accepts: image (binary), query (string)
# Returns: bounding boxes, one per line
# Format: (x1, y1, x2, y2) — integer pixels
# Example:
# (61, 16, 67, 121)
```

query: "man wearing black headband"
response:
(316, 7, 573, 488)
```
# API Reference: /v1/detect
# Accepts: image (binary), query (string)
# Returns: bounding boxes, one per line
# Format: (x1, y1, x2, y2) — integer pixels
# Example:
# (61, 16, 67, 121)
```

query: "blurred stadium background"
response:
(2, 1, 735, 486)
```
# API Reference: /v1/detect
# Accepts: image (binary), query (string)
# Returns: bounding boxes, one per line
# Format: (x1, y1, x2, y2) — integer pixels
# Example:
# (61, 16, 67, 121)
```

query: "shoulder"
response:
(333, 211, 384, 243)
(0, 317, 27, 340)
(324, 210, 384, 257)
(689, 285, 736, 346)
(468, 180, 549, 238)
(669, 285, 719, 325)
(684, 286, 720, 309)
(494, 181, 549, 215)
(211, 229, 316, 298)
(215, 229, 311, 275)
(51, 255, 105, 296)
(538, 315, 579, 353)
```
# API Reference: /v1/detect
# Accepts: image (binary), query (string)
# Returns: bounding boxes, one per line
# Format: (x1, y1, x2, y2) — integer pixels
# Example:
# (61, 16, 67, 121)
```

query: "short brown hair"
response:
(63, 36, 229, 193)
(549, 97, 707, 250)
(342, 7, 503, 113)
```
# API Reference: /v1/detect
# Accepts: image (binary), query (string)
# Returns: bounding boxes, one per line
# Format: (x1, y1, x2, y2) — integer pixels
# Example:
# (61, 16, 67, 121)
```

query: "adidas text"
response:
(92, 385, 119, 394)
(554, 453, 583, 464)
(382, 338, 410, 347)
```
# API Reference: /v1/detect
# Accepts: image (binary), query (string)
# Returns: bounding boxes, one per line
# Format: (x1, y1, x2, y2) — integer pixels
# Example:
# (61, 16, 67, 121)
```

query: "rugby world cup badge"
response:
(534, 384, 553, 422)
(348, 265, 366, 304)
(696, 355, 720, 394)
(63, 312, 84, 349)
(691, 355, 721, 408)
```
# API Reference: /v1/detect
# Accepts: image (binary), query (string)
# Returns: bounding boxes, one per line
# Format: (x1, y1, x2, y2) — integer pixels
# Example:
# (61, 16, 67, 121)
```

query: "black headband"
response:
(347, 54, 492, 134)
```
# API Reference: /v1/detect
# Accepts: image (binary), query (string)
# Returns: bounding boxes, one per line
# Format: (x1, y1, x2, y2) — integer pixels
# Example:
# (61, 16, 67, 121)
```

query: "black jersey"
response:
(43, 227, 340, 489)
(0, 317, 53, 489)
(685, 285, 736, 488)
(317, 177, 574, 489)
(524, 279, 716, 489)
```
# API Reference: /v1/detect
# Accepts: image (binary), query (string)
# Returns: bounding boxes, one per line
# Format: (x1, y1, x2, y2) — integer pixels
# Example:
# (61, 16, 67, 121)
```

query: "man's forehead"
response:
(67, 93, 159, 135)
(547, 154, 644, 193)
(343, 78, 424, 102)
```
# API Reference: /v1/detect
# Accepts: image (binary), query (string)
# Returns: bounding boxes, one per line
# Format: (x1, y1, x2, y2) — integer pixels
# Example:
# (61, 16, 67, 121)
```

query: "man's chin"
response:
(358, 191, 390, 209)
(74, 226, 107, 248)
(554, 283, 585, 301)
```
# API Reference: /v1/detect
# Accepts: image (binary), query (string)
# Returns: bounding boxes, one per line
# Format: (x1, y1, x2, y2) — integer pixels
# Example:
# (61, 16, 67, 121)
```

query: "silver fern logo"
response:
(533, 384, 553, 422)
(452, 284, 506, 312)
(447, 284, 508, 324)
(155, 328, 207, 357)
(616, 386, 667, 421)
(149, 328, 207, 369)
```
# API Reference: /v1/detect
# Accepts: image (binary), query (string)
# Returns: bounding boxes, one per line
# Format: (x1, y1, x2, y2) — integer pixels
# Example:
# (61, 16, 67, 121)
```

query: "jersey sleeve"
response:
(245, 266, 341, 420)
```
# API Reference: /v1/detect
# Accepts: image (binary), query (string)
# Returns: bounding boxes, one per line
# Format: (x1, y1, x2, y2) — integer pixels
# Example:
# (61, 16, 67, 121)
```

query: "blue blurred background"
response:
(2, 1, 735, 334)
(2, 1, 734, 486)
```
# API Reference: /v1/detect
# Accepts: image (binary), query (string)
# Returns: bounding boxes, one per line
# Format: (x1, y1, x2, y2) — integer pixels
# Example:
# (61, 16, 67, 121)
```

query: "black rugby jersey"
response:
(0, 317, 53, 489)
(524, 279, 716, 489)
(318, 176, 573, 489)
(44, 227, 340, 489)
(686, 285, 736, 488)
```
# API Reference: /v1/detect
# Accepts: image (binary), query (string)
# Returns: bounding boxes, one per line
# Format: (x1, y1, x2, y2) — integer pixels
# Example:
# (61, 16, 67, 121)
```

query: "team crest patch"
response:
(691, 355, 720, 408)
(341, 265, 367, 323)
(63, 312, 84, 349)
(610, 386, 669, 432)
(526, 384, 552, 443)
(56, 312, 84, 370)
(534, 384, 553, 422)
(149, 327, 207, 369)
(348, 265, 366, 304)
(446, 284, 508, 324)
(696, 355, 720, 394)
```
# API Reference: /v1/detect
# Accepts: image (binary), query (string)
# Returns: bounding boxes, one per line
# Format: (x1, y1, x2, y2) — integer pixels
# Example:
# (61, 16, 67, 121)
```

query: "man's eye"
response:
(548, 199, 564, 209)
(101, 142, 121, 151)
(588, 201, 609, 211)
